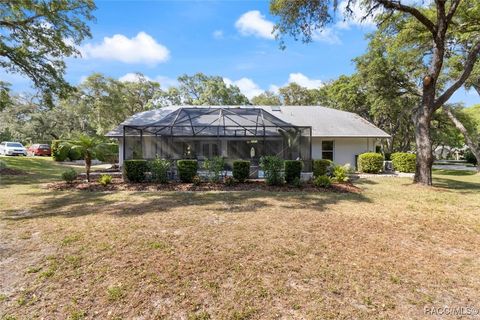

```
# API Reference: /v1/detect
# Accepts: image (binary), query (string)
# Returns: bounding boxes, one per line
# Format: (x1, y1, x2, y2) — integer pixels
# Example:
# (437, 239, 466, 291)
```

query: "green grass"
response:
(1, 157, 480, 319)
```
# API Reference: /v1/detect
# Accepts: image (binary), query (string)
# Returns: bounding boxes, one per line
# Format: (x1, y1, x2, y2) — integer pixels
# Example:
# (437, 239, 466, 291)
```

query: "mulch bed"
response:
(46, 178, 360, 193)
(0, 168, 27, 176)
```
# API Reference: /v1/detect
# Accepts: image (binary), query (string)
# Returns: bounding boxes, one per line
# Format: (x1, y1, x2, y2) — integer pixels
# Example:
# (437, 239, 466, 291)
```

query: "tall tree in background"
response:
(0, 0, 95, 98)
(270, 0, 480, 185)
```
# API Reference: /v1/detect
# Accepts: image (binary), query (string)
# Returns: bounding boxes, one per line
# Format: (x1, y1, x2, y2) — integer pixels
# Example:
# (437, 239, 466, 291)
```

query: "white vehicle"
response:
(0, 141, 27, 156)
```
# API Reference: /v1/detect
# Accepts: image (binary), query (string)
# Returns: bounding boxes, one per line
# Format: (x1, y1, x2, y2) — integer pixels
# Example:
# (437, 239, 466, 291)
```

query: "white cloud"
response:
(224, 77, 264, 99)
(154, 75, 178, 88)
(335, 1, 377, 29)
(312, 28, 342, 44)
(287, 73, 324, 89)
(81, 32, 170, 65)
(212, 30, 224, 39)
(235, 10, 275, 40)
(119, 73, 151, 82)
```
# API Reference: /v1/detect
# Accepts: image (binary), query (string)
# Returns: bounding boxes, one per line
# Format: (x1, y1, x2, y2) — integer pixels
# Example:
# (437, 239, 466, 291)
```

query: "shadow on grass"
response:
(1, 188, 372, 221)
(433, 169, 478, 176)
(433, 177, 480, 191)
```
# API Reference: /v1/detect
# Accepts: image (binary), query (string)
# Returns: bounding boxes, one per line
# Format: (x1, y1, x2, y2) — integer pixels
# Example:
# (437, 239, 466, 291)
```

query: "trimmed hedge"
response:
(177, 160, 198, 183)
(52, 140, 69, 161)
(313, 159, 331, 177)
(391, 152, 416, 173)
(149, 158, 170, 183)
(284, 160, 302, 184)
(124, 159, 148, 182)
(233, 160, 250, 182)
(464, 150, 478, 166)
(68, 147, 83, 161)
(97, 143, 119, 163)
(358, 153, 384, 173)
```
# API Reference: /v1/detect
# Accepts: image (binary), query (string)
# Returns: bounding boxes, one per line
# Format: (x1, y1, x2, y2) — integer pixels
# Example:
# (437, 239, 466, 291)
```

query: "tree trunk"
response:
(413, 109, 434, 185)
(443, 106, 480, 172)
(85, 157, 92, 182)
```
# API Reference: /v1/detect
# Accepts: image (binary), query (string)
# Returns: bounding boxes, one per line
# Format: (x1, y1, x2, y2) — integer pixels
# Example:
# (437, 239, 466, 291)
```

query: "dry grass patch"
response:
(0, 158, 480, 319)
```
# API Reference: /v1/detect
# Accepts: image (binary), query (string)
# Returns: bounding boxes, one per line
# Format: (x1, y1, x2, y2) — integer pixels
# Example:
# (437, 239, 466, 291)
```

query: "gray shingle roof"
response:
(105, 105, 390, 138)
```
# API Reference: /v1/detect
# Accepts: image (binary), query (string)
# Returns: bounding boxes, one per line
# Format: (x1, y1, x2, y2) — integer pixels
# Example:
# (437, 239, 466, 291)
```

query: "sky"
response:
(3, 0, 479, 106)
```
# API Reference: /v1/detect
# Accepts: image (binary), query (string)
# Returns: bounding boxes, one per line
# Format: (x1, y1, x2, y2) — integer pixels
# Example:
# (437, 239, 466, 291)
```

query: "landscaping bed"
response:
(46, 178, 360, 193)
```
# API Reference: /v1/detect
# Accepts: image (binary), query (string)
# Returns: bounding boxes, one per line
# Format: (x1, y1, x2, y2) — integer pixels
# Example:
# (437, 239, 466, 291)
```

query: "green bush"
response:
(260, 155, 284, 186)
(284, 160, 302, 184)
(98, 174, 113, 186)
(96, 143, 119, 163)
(68, 147, 83, 161)
(313, 175, 332, 188)
(123, 159, 148, 182)
(358, 153, 384, 173)
(177, 160, 198, 183)
(61, 168, 77, 183)
(149, 158, 171, 183)
(464, 150, 478, 166)
(233, 160, 250, 182)
(52, 140, 70, 162)
(203, 156, 225, 182)
(391, 152, 416, 173)
(313, 159, 332, 177)
(0, 160, 7, 170)
(332, 164, 349, 182)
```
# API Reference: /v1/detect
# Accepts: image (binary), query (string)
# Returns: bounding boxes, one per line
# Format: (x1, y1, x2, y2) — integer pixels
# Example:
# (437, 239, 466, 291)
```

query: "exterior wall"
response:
(118, 138, 123, 166)
(312, 137, 378, 167)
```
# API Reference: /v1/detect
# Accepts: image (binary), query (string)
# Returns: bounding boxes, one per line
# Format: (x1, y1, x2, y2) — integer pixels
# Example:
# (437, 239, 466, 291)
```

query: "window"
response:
(322, 140, 334, 161)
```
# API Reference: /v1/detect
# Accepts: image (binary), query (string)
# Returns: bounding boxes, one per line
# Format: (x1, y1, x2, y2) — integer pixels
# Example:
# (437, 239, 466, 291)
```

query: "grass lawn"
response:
(1, 157, 480, 319)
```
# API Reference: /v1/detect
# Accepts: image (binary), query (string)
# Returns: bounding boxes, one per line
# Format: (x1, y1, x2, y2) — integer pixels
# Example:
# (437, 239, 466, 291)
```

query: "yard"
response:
(1, 157, 480, 319)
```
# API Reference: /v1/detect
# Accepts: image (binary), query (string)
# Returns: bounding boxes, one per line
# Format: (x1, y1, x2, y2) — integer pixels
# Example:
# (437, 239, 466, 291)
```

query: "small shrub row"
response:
(260, 155, 284, 186)
(391, 152, 416, 173)
(358, 153, 384, 173)
(124, 159, 149, 182)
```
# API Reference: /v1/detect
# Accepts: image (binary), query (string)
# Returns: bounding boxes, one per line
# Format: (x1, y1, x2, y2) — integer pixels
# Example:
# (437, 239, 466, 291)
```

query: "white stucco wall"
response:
(312, 137, 378, 167)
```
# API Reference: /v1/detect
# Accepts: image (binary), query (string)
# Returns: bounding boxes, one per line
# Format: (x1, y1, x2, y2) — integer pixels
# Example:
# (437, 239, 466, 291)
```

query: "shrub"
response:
(61, 168, 77, 183)
(68, 147, 83, 161)
(192, 175, 202, 186)
(313, 175, 332, 188)
(98, 174, 113, 186)
(332, 164, 349, 183)
(291, 177, 303, 188)
(358, 153, 384, 173)
(52, 140, 70, 161)
(177, 160, 198, 183)
(464, 150, 478, 166)
(284, 160, 302, 184)
(224, 176, 235, 186)
(313, 159, 331, 177)
(123, 159, 148, 182)
(96, 143, 119, 163)
(203, 156, 225, 182)
(0, 160, 7, 170)
(260, 155, 284, 186)
(149, 158, 170, 183)
(391, 152, 416, 173)
(233, 160, 250, 182)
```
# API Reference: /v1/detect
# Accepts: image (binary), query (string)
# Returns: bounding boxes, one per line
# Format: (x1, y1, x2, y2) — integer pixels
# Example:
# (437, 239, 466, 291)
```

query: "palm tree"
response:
(64, 135, 107, 182)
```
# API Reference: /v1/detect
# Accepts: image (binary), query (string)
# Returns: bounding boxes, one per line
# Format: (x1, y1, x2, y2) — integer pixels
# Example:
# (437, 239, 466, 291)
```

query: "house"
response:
(106, 106, 390, 170)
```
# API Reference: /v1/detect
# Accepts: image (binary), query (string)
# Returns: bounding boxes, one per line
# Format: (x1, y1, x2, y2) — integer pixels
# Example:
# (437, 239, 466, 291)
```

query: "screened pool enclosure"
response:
(123, 107, 312, 170)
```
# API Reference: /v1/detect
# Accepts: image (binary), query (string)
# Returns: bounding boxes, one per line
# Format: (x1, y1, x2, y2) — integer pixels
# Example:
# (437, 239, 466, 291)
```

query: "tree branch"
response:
(434, 41, 480, 109)
(374, 0, 437, 35)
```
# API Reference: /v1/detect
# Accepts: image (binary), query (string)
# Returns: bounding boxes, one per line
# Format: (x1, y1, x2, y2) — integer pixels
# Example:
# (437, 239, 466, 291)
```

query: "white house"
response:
(106, 106, 390, 170)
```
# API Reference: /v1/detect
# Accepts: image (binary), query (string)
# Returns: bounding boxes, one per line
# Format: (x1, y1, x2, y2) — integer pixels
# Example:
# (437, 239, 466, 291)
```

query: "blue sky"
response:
(4, 0, 479, 106)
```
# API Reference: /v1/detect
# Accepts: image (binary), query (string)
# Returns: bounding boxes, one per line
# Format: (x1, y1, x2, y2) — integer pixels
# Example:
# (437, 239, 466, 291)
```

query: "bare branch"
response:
(374, 0, 437, 35)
